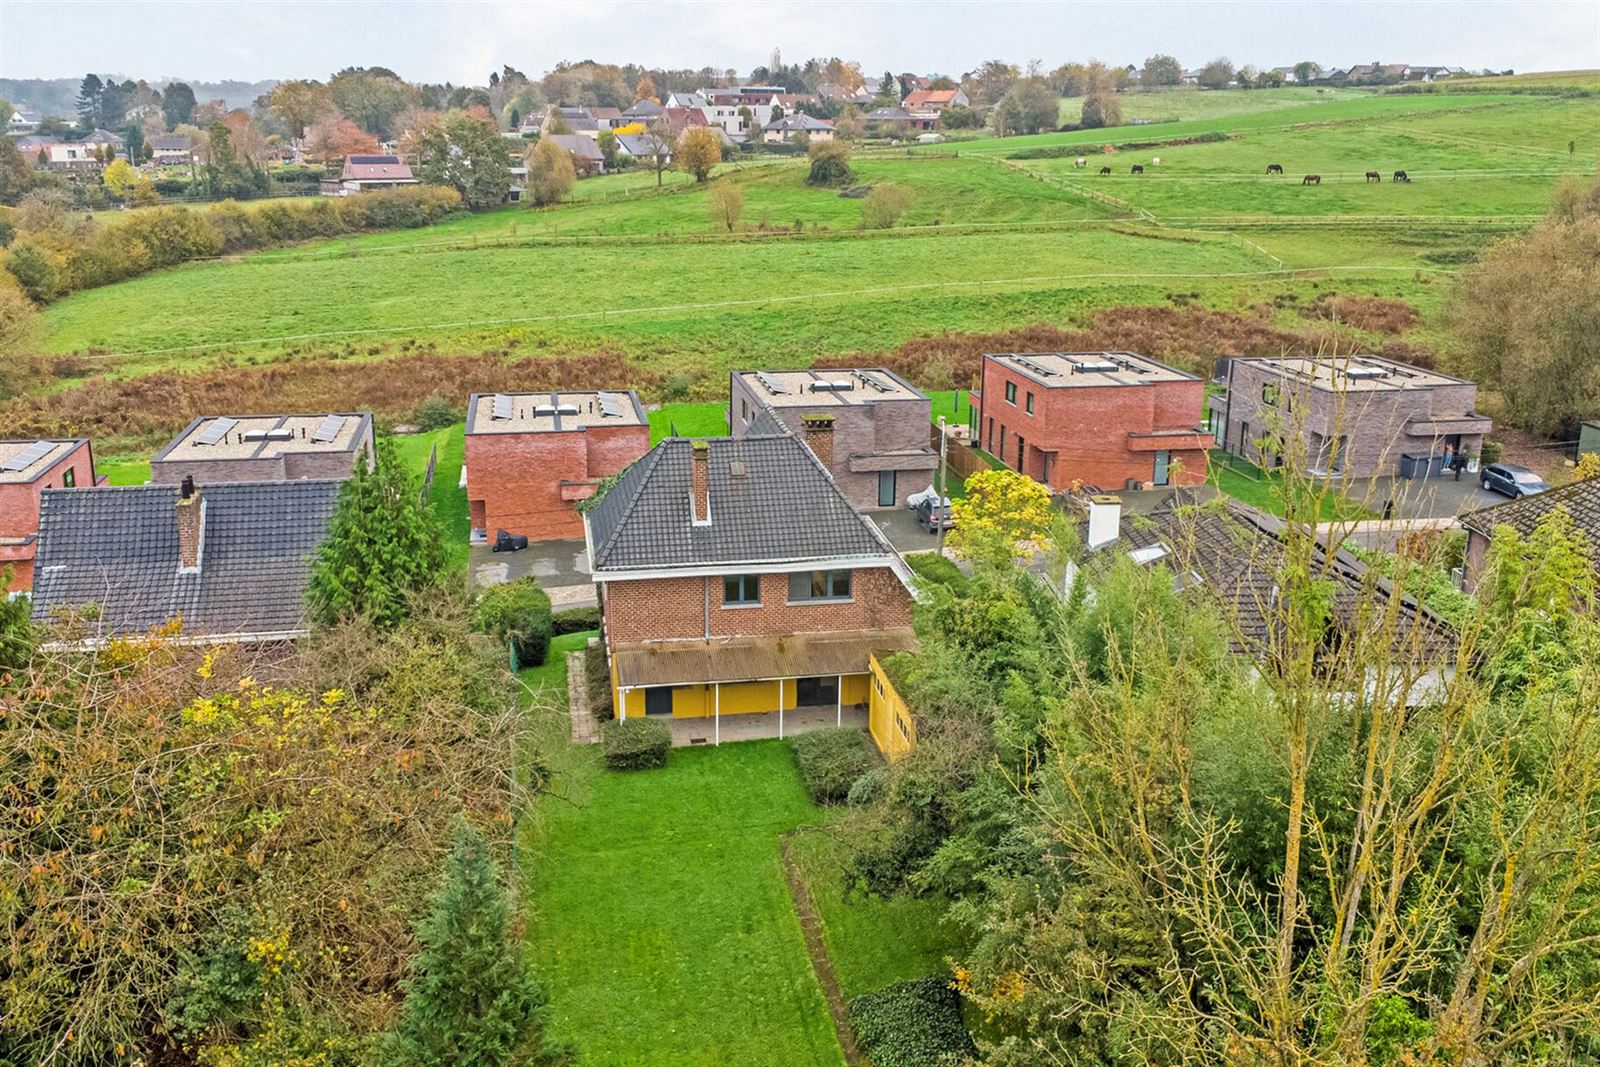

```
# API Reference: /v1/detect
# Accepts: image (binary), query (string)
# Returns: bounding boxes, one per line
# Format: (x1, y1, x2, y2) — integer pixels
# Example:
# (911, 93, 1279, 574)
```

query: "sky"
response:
(2, 0, 1596, 84)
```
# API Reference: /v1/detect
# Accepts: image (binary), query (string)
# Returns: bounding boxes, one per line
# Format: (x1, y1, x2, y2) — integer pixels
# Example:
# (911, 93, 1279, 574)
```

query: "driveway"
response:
(1372, 474, 1503, 520)
(469, 537, 596, 608)
(869, 507, 949, 554)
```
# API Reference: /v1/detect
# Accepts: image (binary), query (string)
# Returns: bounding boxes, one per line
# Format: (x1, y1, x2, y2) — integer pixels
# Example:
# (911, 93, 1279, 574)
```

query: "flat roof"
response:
(466, 391, 646, 434)
(1237, 356, 1469, 392)
(0, 439, 84, 484)
(736, 368, 926, 408)
(987, 351, 1198, 388)
(153, 413, 372, 463)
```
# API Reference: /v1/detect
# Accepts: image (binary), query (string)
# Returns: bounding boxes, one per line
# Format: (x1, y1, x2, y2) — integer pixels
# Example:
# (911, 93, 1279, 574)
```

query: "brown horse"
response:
(1365, 171, 1381, 182)
(1303, 174, 1321, 185)
(1266, 163, 1284, 175)
(1099, 166, 1112, 175)
(1393, 170, 1411, 183)
(1131, 164, 1144, 175)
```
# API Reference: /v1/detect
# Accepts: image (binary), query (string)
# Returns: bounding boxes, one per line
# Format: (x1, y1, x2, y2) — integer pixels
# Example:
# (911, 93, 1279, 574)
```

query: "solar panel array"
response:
(1, 440, 54, 473)
(852, 370, 892, 392)
(311, 414, 347, 442)
(1014, 356, 1061, 378)
(754, 372, 788, 396)
(195, 416, 239, 446)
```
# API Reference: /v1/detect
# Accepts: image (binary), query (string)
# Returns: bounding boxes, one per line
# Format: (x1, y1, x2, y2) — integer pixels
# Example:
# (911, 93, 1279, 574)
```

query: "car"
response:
(1479, 462, 1550, 499)
(913, 495, 954, 532)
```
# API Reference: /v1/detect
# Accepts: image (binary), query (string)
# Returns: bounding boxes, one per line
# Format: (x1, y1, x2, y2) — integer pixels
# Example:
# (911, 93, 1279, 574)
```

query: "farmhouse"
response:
(760, 113, 836, 143)
(585, 427, 917, 745)
(322, 154, 417, 195)
(730, 368, 938, 510)
(1, 439, 101, 593)
(902, 88, 970, 113)
(464, 390, 649, 543)
(148, 134, 196, 164)
(1217, 356, 1492, 479)
(150, 413, 375, 485)
(973, 352, 1211, 492)
(1458, 477, 1600, 592)
(29, 477, 341, 645)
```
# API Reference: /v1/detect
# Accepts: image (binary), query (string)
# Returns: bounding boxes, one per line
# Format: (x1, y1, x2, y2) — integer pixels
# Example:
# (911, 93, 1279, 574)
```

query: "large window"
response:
(1004, 381, 1017, 405)
(723, 573, 761, 605)
(1025, 391, 1034, 415)
(789, 569, 852, 602)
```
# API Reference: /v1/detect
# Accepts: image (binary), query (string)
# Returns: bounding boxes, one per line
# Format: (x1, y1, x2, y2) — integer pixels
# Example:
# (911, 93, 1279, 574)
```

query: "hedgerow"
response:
(602, 718, 672, 770)
(790, 727, 879, 804)
(848, 977, 975, 1067)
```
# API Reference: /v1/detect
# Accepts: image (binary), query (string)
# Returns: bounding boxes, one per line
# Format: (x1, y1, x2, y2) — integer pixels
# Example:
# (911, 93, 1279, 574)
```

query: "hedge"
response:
(602, 718, 671, 770)
(791, 727, 879, 804)
(474, 577, 554, 667)
(584, 644, 613, 722)
(553, 606, 601, 635)
(849, 977, 975, 1067)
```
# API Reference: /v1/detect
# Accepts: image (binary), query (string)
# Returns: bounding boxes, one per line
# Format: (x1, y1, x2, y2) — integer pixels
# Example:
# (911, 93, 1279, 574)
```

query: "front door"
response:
(644, 687, 674, 716)
(1153, 450, 1171, 487)
(877, 469, 897, 507)
(795, 676, 839, 707)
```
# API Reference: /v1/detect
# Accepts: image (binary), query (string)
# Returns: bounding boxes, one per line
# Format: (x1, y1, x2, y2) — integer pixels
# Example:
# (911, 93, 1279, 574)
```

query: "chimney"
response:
(1086, 494, 1121, 550)
(801, 412, 835, 471)
(690, 440, 711, 525)
(176, 475, 206, 571)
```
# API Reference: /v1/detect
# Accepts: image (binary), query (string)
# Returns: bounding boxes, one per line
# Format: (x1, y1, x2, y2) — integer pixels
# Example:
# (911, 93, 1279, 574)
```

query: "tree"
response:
(1079, 92, 1122, 129)
(1294, 60, 1318, 84)
(0, 136, 35, 205)
(597, 128, 619, 169)
(0, 97, 12, 127)
(947, 468, 1053, 559)
(1256, 68, 1285, 88)
(1199, 57, 1236, 89)
(381, 820, 564, 1067)
(123, 122, 145, 163)
(708, 180, 743, 232)
(266, 79, 332, 136)
(0, 565, 31, 669)
(880, 71, 899, 101)
(965, 60, 1019, 107)
(1140, 54, 1183, 88)
(638, 124, 675, 188)
(161, 80, 197, 129)
(329, 66, 417, 138)
(102, 158, 138, 197)
(76, 73, 105, 129)
(804, 138, 855, 186)
(307, 115, 381, 160)
(1237, 64, 1261, 88)
(633, 74, 658, 102)
(414, 112, 512, 211)
(307, 441, 445, 629)
(859, 182, 914, 229)
(994, 78, 1058, 135)
(524, 137, 576, 205)
(0, 275, 40, 389)
(676, 126, 722, 182)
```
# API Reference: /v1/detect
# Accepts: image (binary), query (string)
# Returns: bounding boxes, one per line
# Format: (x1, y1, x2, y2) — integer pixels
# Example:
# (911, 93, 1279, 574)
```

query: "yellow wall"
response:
(611, 670, 874, 722)
(867, 653, 916, 762)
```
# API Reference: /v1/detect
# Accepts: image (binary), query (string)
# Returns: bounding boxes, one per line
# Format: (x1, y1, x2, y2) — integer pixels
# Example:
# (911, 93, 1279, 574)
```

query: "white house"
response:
(761, 114, 836, 144)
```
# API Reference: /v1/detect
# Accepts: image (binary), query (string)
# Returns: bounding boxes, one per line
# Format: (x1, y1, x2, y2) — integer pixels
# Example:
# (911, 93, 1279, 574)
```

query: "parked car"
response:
(914, 495, 954, 532)
(906, 483, 947, 511)
(1479, 462, 1550, 499)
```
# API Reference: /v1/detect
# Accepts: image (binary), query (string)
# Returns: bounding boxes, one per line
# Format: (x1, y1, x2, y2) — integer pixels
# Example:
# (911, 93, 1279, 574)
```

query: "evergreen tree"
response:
(77, 73, 104, 129)
(306, 439, 444, 629)
(381, 820, 567, 1067)
(161, 81, 197, 130)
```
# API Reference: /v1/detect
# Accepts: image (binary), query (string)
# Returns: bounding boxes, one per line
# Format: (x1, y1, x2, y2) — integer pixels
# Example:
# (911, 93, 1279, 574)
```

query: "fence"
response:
(420, 442, 438, 504)
(933, 423, 996, 483)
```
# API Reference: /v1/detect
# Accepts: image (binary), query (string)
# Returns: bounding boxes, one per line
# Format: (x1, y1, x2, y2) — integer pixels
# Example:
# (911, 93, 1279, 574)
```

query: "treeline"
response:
(2, 184, 461, 303)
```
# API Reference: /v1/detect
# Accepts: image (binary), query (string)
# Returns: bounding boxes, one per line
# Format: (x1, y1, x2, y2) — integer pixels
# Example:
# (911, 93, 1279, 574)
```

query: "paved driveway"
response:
(469, 537, 596, 608)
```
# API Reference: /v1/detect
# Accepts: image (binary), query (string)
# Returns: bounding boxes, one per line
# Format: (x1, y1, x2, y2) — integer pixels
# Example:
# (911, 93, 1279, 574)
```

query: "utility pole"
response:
(935, 415, 949, 557)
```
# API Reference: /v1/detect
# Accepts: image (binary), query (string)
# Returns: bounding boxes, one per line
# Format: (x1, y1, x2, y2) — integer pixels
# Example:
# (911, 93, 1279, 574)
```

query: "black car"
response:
(1479, 462, 1550, 499)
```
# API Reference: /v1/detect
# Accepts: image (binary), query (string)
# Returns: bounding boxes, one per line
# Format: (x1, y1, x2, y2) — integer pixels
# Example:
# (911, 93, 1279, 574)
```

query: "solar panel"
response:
(311, 414, 346, 443)
(1014, 356, 1061, 377)
(194, 416, 239, 446)
(754, 372, 788, 396)
(598, 394, 623, 418)
(491, 395, 514, 420)
(1, 440, 53, 473)
(852, 370, 892, 392)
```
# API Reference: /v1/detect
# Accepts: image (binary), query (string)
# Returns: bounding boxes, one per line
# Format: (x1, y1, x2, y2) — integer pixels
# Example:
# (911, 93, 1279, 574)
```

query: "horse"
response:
(1074, 157, 1087, 169)
(1266, 163, 1284, 175)
(1151, 157, 1161, 166)
(1392, 169, 1410, 183)
(1099, 166, 1112, 176)
(1131, 164, 1145, 175)
(1302, 174, 1321, 185)
(1365, 171, 1381, 182)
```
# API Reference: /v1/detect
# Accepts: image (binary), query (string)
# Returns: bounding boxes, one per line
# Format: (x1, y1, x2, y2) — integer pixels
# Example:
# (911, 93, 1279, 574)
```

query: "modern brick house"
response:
(1, 438, 101, 593)
(150, 413, 375, 486)
(1218, 356, 1492, 479)
(730, 368, 938, 509)
(972, 352, 1211, 491)
(1459, 477, 1599, 592)
(464, 390, 649, 543)
(584, 420, 916, 740)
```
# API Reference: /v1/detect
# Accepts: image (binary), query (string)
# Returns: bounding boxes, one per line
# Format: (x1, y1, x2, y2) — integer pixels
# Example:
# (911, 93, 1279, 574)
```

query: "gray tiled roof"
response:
(1460, 477, 1600, 551)
(587, 433, 891, 571)
(31, 481, 341, 641)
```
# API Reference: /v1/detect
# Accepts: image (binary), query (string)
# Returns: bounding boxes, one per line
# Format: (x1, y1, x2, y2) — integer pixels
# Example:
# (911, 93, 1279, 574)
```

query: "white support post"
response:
(714, 682, 720, 746)
(836, 674, 843, 727)
(618, 687, 629, 720)
(779, 678, 785, 739)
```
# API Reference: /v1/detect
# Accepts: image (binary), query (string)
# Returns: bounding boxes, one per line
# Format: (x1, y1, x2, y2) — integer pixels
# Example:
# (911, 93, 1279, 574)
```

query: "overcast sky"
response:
(3, 0, 1596, 83)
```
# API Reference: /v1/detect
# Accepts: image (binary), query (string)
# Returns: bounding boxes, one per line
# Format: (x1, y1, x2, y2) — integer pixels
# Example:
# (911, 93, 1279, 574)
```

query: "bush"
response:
(474, 578, 554, 667)
(791, 727, 879, 804)
(553, 605, 601, 635)
(847, 766, 890, 806)
(584, 643, 613, 722)
(848, 816, 943, 896)
(413, 393, 461, 431)
(602, 718, 671, 770)
(906, 553, 970, 594)
(1480, 439, 1503, 465)
(849, 977, 975, 1067)
(860, 182, 915, 230)
(806, 140, 856, 187)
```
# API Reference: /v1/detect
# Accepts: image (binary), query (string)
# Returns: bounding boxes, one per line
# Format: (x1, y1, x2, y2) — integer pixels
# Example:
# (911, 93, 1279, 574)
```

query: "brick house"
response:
(1218, 356, 1492, 479)
(584, 423, 916, 738)
(730, 369, 938, 509)
(464, 391, 649, 543)
(1458, 477, 1600, 592)
(1, 439, 101, 594)
(972, 352, 1211, 491)
(150, 413, 375, 486)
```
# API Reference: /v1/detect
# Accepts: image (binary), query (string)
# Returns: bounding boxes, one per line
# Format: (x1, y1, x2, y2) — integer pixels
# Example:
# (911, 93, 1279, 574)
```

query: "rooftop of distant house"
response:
(763, 113, 834, 132)
(154, 413, 372, 463)
(987, 351, 1198, 388)
(0, 439, 86, 484)
(1460, 476, 1600, 546)
(339, 154, 415, 181)
(1236, 355, 1470, 392)
(736, 368, 926, 408)
(466, 391, 646, 434)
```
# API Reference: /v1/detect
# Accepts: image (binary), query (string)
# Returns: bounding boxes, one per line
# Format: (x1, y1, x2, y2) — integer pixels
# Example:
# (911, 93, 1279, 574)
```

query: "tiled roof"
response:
(587, 432, 892, 572)
(31, 480, 342, 641)
(1460, 477, 1600, 548)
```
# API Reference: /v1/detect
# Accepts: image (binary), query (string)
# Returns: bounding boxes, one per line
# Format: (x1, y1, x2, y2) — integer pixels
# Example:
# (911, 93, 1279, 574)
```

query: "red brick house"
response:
(1, 438, 101, 593)
(465, 391, 649, 543)
(972, 352, 1210, 491)
(584, 419, 916, 738)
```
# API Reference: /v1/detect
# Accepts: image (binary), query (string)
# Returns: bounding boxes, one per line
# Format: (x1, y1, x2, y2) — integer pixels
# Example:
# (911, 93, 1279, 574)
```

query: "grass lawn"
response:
(648, 401, 729, 441)
(1209, 449, 1375, 521)
(389, 425, 469, 572)
(98, 455, 151, 485)
(517, 630, 594, 701)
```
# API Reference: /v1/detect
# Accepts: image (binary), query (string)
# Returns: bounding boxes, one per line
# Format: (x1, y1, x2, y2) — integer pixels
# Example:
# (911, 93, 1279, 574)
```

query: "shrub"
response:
(475, 577, 554, 667)
(849, 977, 975, 1067)
(847, 816, 943, 896)
(1480, 439, 1503, 465)
(847, 766, 890, 806)
(584, 643, 613, 722)
(413, 392, 461, 431)
(553, 606, 601, 635)
(791, 727, 879, 804)
(602, 718, 671, 770)
(806, 140, 855, 187)
(860, 182, 915, 230)
(906, 553, 970, 594)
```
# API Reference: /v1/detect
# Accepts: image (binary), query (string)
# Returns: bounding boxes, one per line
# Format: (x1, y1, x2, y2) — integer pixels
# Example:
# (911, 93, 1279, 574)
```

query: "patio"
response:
(665, 704, 871, 747)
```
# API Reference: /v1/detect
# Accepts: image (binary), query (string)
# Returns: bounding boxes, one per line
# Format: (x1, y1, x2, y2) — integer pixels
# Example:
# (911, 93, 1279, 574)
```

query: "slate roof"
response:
(586, 432, 894, 572)
(616, 133, 667, 158)
(623, 99, 665, 118)
(31, 481, 342, 642)
(544, 133, 603, 162)
(763, 114, 835, 132)
(1460, 477, 1600, 549)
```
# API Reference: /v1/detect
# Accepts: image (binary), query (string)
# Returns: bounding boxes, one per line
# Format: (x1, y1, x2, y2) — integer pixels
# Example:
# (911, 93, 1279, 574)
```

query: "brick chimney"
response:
(176, 475, 206, 572)
(801, 412, 835, 472)
(690, 440, 711, 525)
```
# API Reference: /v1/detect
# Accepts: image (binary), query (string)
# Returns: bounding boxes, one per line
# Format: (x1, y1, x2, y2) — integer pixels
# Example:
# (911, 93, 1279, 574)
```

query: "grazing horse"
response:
(1151, 156, 1161, 166)
(1074, 156, 1087, 168)
(1365, 171, 1381, 182)
(1266, 163, 1284, 175)
(1303, 174, 1321, 185)
(1099, 165, 1112, 175)
(1392, 169, 1410, 183)
(1131, 164, 1145, 175)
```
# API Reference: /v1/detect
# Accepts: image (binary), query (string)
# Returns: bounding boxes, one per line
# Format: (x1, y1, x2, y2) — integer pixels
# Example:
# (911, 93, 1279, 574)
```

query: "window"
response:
(1004, 381, 1017, 405)
(62, 468, 75, 488)
(1025, 391, 1034, 415)
(1262, 383, 1279, 406)
(999, 425, 1006, 457)
(723, 573, 761, 605)
(789, 569, 852, 602)
(877, 469, 897, 507)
